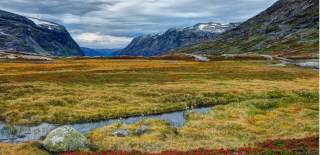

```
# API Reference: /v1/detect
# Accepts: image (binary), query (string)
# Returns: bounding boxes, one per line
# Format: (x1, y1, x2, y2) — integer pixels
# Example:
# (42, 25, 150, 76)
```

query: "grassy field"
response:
(0, 59, 318, 125)
(88, 90, 319, 152)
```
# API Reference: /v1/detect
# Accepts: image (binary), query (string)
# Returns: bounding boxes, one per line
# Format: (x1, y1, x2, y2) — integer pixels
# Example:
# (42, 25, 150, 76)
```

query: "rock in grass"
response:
(135, 125, 149, 136)
(112, 129, 129, 137)
(42, 126, 89, 152)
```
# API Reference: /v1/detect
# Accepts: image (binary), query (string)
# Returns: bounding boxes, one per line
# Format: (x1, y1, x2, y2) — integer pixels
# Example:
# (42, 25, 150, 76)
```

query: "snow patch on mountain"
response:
(190, 22, 236, 33)
(0, 31, 10, 36)
(27, 17, 61, 31)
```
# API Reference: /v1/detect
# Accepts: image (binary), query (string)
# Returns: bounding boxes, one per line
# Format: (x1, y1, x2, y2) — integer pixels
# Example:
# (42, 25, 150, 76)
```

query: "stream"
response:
(271, 58, 319, 69)
(0, 107, 211, 142)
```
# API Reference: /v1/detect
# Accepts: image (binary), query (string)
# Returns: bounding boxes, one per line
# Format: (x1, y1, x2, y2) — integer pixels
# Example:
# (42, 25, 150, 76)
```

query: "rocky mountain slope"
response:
(120, 22, 239, 56)
(174, 0, 319, 57)
(0, 10, 83, 56)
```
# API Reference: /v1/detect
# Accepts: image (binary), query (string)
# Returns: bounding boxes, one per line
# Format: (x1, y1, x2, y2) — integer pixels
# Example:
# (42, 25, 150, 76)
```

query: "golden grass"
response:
(0, 142, 49, 155)
(0, 59, 318, 124)
(88, 90, 319, 152)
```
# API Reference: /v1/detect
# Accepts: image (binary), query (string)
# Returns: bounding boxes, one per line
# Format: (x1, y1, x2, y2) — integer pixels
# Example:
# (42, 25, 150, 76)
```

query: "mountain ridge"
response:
(173, 0, 319, 57)
(119, 22, 240, 56)
(0, 9, 83, 56)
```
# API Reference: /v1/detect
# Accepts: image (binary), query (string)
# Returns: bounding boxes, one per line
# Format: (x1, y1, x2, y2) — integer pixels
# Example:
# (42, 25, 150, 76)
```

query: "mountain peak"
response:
(120, 22, 239, 56)
(0, 9, 83, 56)
(174, 0, 318, 57)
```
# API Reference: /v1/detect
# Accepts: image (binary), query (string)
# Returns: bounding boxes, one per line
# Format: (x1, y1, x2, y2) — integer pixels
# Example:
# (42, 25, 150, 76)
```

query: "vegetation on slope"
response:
(174, 0, 319, 57)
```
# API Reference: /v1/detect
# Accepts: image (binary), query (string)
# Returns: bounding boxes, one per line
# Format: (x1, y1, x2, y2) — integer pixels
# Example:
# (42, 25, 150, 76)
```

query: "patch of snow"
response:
(198, 24, 207, 31)
(27, 17, 57, 26)
(27, 17, 61, 31)
(193, 23, 229, 33)
(0, 31, 10, 36)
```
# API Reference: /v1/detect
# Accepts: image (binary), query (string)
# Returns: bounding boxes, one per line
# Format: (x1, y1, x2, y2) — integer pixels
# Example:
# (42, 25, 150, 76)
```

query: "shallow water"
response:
(0, 107, 211, 142)
(292, 59, 319, 69)
(270, 59, 319, 69)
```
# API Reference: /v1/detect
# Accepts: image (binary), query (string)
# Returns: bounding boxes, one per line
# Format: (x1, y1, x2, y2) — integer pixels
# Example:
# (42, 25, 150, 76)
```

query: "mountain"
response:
(0, 9, 83, 56)
(81, 47, 120, 57)
(119, 22, 240, 56)
(174, 0, 319, 57)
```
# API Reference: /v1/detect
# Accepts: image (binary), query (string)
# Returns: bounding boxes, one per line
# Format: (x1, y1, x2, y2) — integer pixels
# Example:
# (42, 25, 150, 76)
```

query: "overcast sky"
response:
(0, 0, 278, 49)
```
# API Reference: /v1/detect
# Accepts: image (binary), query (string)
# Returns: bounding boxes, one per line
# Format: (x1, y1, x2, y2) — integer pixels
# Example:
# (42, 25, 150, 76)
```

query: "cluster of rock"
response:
(42, 126, 89, 152)
(40, 125, 150, 152)
(112, 125, 149, 137)
(0, 51, 52, 61)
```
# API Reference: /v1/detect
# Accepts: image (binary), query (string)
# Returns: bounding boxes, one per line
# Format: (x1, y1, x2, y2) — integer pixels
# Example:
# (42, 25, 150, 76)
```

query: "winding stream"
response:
(0, 107, 211, 142)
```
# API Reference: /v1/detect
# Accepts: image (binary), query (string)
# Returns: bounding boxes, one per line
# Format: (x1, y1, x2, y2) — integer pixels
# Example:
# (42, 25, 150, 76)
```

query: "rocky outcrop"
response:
(0, 10, 83, 56)
(175, 0, 319, 57)
(120, 22, 239, 56)
(135, 125, 149, 136)
(42, 126, 89, 152)
(112, 129, 129, 137)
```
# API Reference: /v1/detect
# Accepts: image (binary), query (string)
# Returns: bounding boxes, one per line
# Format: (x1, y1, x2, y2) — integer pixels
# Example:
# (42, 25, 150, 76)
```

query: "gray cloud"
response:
(0, 0, 278, 48)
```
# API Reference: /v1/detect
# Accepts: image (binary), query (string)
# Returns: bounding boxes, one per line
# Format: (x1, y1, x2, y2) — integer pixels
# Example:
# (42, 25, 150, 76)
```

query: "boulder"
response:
(135, 125, 149, 136)
(42, 126, 89, 152)
(112, 129, 129, 137)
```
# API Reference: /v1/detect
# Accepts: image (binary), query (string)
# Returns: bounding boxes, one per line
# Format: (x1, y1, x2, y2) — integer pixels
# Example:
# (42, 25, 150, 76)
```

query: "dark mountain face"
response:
(0, 10, 83, 56)
(175, 0, 319, 57)
(119, 22, 239, 56)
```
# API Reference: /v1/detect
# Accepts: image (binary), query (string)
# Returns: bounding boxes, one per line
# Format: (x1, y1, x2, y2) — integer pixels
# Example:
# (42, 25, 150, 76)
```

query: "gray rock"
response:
(42, 126, 89, 152)
(112, 129, 129, 137)
(186, 54, 210, 62)
(135, 125, 149, 136)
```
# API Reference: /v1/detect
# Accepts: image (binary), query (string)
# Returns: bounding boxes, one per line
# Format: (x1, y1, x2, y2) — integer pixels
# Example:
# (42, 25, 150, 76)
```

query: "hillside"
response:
(120, 22, 239, 56)
(0, 10, 83, 56)
(174, 0, 319, 57)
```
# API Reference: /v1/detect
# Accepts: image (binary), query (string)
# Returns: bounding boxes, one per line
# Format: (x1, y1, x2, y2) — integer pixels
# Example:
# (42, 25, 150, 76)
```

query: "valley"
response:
(0, 0, 318, 154)
(0, 58, 318, 154)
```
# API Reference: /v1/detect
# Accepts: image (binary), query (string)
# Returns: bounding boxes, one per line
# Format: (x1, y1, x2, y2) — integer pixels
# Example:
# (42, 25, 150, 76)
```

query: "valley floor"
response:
(0, 58, 318, 154)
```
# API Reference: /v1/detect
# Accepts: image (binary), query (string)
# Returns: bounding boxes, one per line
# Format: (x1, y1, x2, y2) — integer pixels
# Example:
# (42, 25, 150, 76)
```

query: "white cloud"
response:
(73, 32, 132, 49)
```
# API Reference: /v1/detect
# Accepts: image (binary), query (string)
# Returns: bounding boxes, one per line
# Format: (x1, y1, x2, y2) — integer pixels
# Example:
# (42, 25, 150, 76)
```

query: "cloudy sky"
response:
(0, 0, 278, 49)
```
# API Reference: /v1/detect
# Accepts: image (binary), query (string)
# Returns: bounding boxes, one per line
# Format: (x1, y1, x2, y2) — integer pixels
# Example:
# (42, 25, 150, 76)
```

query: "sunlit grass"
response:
(0, 59, 318, 124)
(0, 142, 49, 155)
(88, 90, 319, 152)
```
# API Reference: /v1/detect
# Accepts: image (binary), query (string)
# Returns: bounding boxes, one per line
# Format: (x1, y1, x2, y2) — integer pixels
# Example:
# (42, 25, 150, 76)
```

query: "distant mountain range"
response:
(119, 22, 240, 56)
(0, 9, 83, 56)
(81, 47, 120, 57)
(174, 0, 319, 57)
(0, 0, 317, 58)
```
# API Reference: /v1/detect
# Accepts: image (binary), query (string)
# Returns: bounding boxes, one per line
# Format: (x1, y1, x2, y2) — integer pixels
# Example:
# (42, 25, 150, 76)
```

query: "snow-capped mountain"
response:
(120, 22, 240, 56)
(174, 0, 318, 57)
(0, 10, 83, 56)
